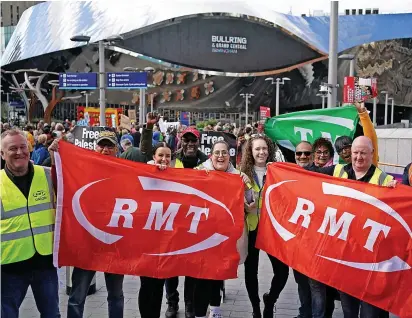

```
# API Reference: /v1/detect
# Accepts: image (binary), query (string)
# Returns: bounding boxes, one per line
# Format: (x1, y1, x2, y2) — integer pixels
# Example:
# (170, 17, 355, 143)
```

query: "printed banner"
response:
(343, 76, 378, 103)
(265, 106, 359, 163)
(256, 163, 412, 317)
(260, 106, 271, 121)
(72, 126, 106, 150)
(200, 131, 237, 166)
(54, 142, 244, 279)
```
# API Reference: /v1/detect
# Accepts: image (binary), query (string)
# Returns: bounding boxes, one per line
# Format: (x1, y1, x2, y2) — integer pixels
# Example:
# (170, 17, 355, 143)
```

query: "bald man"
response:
(305, 136, 395, 318)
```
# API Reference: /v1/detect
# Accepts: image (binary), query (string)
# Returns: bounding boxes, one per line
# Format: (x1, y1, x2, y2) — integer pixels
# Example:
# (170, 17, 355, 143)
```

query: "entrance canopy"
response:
(2, 1, 412, 74)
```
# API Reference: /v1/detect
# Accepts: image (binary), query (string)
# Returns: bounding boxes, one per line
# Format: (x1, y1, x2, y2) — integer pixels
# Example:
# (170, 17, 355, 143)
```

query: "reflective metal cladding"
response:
(2, 0, 412, 69)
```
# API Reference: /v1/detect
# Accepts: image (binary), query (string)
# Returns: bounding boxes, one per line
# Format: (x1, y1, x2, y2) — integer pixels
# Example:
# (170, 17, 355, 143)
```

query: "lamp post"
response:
(80, 91, 94, 107)
(381, 90, 389, 125)
(372, 97, 377, 127)
(389, 97, 395, 124)
(71, 34, 123, 126)
(338, 54, 356, 77)
(316, 93, 327, 109)
(240, 93, 254, 126)
(123, 66, 147, 125)
(265, 77, 291, 116)
(327, 1, 339, 108)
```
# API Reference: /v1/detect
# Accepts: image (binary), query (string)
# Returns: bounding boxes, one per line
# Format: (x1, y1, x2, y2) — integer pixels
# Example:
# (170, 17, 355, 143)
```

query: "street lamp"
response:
(316, 93, 327, 109)
(70, 34, 123, 126)
(81, 91, 94, 107)
(381, 90, 389, 125)
(338, 54, 356, 77)
(240, 93, 254, 126)
(265, 77, 290, 116)
(388, 97, 395, 124)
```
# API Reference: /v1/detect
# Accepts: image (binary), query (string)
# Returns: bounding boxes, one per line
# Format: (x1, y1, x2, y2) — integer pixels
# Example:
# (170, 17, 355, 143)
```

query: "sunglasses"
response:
(295, 151, 312, 156)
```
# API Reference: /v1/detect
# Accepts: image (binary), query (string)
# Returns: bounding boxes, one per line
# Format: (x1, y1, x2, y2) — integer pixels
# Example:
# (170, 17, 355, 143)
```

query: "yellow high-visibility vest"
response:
(174, 159, 184, 168)
(1, 165, 55, 265)
(246, 181, 263, 232)
(333, 164, 393, 186)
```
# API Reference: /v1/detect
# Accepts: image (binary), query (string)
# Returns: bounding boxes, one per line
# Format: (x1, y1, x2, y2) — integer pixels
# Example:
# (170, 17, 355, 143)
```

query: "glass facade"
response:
(1, 26, 16, 54)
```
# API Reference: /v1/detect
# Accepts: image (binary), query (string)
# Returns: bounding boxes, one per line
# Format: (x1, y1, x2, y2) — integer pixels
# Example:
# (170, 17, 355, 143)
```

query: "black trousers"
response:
(138, 277, 165, 318)
(193, 278, 222, 317)
(165, 276, 195, 304)
(244, 229, 289, 307)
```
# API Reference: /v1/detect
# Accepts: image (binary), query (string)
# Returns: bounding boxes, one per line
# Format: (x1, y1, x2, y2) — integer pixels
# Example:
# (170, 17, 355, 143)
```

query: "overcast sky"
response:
(250, 0, 412, 15)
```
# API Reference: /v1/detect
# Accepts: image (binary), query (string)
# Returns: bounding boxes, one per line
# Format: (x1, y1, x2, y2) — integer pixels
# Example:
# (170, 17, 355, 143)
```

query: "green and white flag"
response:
(265, 106, 359, 157)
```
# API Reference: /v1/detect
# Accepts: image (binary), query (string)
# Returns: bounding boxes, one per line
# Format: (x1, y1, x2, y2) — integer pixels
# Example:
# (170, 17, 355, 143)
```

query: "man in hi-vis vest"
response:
(306, 136, 396, 318)
(1, 129, 59, 318)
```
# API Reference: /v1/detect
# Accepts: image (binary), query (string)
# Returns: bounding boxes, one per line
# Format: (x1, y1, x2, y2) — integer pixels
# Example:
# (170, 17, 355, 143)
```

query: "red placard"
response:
(256, 163, 412, 317)
(54, 141, 244, 279)
(343, 77, 378, 103)
(260, 106, 271, 120)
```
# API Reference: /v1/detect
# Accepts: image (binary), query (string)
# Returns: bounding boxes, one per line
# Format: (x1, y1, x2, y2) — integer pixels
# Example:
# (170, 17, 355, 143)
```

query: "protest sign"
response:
(54, 141, 244, 279)
(72, 126, 106, 150)
(343, 76, 378, 103)
(257, 163, 412, 317)
(200, 131, 237, 166)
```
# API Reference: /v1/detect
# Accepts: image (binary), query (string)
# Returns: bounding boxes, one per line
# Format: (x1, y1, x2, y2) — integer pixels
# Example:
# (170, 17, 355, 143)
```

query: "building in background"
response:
(1, 1, 41, 54)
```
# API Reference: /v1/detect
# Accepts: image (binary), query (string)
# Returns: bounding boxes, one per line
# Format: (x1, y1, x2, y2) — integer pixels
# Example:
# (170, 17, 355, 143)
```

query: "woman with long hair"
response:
(138, 142, 173, 318)
(193, 140, 251, 318)
(240, 135, 289, 318)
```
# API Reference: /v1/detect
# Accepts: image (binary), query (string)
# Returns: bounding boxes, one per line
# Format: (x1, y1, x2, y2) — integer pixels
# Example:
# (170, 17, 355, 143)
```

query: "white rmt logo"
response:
(71, 177, 235, 256)
(265, 180, 412, 273)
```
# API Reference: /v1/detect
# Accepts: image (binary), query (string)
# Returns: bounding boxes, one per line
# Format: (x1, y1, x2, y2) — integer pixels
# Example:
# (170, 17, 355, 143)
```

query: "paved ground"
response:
(19, 254, 397, 318)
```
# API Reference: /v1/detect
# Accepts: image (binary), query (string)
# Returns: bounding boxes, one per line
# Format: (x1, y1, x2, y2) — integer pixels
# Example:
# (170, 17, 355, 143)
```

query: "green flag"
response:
(265, 106, 360, 153)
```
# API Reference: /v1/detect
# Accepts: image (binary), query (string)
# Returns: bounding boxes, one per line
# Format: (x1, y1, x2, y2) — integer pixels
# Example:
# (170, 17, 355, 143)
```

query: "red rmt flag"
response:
(53, 141, 244, 280)
(256, 163, 412, 317)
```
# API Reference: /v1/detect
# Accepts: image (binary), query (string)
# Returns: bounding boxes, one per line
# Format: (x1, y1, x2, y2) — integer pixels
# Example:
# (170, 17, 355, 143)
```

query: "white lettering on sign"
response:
(143, 202, 181, 231)
(107, 198, 138, 228)
(186, 206, 209, 234)
(294, 127, 313, 141)
(211, 35, 247, 54)
(288, 197, 315, 228)
(317, 207, 355, 241)
(363, 219, 391, 252)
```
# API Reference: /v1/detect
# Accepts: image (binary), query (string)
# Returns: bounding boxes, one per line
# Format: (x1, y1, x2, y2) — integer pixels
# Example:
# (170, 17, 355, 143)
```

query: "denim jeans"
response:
(339, 291, 388, 318)
(1, 268, 60, 318)
(293, 270, 312, 318)
(67, 267, 124, 318)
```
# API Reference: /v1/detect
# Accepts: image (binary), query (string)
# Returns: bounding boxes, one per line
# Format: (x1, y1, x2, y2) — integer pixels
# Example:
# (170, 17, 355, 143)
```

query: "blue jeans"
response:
(293, 270, 312, 318)
(308, 278, 326, 318)
(67, 267, 124, 318)
(339, 291, 388, 318)
(1, 268, 60, 318)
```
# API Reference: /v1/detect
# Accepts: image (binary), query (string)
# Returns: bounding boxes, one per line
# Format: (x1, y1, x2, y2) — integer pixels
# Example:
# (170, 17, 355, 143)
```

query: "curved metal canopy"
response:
(2, 0, 412, 68)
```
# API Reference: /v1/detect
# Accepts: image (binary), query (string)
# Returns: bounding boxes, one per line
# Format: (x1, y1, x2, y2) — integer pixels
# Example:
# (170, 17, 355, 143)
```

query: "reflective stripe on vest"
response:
(409, 164, 412, 186)
(333, 164, 393, 186)
(1, 165, 55, 265)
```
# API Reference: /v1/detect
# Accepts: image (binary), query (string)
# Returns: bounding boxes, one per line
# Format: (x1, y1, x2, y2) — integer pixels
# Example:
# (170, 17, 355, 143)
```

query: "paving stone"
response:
(19, 253, 400, 318)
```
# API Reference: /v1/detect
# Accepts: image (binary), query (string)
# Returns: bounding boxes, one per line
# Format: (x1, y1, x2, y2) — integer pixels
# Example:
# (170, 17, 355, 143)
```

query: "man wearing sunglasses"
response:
(165, 127, 208, 318)
(295, 142, 314, 168)
(293, 141, 314, 318)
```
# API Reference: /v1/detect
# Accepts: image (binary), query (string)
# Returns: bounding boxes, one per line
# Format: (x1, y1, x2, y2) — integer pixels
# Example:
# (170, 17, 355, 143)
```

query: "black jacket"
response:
(402, 163, 411, 186)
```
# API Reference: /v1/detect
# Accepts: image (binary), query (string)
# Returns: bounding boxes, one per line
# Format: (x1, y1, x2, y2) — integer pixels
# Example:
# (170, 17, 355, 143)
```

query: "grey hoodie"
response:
(196, 158, 238, 173)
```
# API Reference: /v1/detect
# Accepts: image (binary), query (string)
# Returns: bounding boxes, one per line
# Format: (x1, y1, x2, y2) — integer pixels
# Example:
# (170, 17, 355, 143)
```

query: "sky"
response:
(248, 0, 412, 15)
(182, 0, 412, 15)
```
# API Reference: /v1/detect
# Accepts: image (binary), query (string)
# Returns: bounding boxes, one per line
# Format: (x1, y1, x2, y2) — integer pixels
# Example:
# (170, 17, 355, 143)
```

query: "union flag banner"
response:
(53, 141, 244, 279)
(256, 163, 412, 317)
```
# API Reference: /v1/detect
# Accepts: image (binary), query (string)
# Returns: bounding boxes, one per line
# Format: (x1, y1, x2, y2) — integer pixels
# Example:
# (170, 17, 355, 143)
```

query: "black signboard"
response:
(199, 131, 237, 166)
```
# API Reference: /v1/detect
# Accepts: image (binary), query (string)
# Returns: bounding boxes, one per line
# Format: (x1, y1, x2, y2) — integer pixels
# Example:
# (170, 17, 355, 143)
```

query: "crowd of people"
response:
(0, 102, 408, 318)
